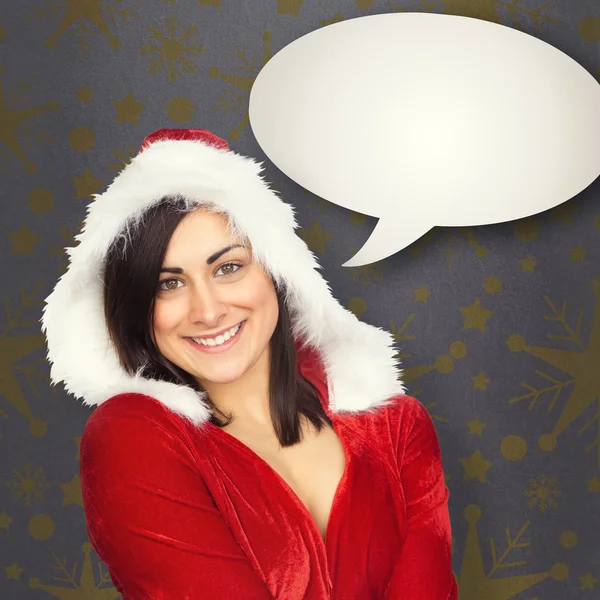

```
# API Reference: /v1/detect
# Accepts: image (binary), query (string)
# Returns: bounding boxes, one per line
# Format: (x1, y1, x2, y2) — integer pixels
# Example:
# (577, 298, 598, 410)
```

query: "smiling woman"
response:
(152, 209, 279, 408)
(103, 196, 329, 438)
(41, 128, 458, 599)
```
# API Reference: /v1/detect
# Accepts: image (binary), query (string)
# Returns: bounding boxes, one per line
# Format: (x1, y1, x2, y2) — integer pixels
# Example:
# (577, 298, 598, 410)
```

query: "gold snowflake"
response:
(348, 251, 386, 286)
(524, 473, 561, 512)
(6, 462, 51, 506)
(31, 0, 137, 60)
(140, 16, 204, 82)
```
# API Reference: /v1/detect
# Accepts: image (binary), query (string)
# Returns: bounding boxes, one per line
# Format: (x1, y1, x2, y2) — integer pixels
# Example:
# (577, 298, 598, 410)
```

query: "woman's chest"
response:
(222, 419, 346, 539)
(201, 418, 406, 599)
(196, 419, 406, 600)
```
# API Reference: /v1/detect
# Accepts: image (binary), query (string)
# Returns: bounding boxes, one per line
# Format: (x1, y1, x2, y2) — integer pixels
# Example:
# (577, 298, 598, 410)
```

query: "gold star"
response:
(569, 245, 586, 262)
(59, 474, 83, 507)
(72, 169, 103, 200)
(113, 92, 146, 124)
(580, 572, 598, 590)
(550, 201, 579, 225)
(76, 84, 93, 103)
(472, 372, 490, 390)
(413, 285, 431, 303)
(5, 563, 24, 580)
(468, 417, 485, 435)
(460, 449, 493, 482)
(459, 298, 493, 332)
(520, 255, 537, 272)
(298, 221, 333, 255)
(8, 224, 38, 256)
(587, 476, 600, 493)
(0, 510, 14, 531)
(277, 0, 307, 16)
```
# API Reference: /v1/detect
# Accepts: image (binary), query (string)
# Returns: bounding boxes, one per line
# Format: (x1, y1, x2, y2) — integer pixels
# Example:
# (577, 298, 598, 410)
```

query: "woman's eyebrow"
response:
(160, 244, 245, 273)
(206, 244, 244, 265)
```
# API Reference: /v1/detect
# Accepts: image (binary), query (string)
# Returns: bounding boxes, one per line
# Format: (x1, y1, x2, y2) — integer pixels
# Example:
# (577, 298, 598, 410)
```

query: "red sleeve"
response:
(79, 397, 274, 600)
(383, 396, 458, 599)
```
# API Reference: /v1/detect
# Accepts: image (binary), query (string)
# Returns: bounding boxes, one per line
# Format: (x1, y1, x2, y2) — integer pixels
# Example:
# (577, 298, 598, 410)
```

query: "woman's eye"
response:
(157, 263, 242, 293)
(218, 262, 241, 276)
(159, 278, 181, 291)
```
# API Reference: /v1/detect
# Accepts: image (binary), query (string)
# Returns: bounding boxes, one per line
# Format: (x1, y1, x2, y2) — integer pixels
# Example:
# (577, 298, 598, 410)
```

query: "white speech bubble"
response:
(249, 13, 600, 267)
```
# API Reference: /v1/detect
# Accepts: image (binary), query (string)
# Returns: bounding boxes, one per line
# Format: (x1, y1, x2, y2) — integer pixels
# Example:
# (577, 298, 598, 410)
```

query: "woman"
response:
(41, 128, 458, 599)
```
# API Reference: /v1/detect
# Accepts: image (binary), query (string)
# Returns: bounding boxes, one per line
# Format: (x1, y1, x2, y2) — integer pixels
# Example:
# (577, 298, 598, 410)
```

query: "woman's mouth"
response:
(185, 320, 246, 354)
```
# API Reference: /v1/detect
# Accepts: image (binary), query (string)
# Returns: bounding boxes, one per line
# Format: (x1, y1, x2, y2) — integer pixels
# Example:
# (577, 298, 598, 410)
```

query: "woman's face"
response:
(152, 208, 279, 389)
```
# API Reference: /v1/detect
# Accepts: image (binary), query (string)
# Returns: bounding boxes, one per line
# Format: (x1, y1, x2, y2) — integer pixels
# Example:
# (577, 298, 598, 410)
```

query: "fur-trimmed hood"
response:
(40, 129, 405, 426)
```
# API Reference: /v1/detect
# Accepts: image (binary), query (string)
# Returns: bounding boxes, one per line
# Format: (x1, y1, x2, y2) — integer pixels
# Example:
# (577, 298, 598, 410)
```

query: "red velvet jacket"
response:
(80, 345, 458, 599)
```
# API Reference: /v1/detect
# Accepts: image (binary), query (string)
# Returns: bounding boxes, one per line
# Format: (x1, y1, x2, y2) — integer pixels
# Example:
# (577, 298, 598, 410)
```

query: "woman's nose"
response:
(187, 285, 227, 326)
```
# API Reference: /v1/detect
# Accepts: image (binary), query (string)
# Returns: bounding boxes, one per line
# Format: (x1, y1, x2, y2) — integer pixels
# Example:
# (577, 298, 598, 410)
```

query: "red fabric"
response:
(138, 129, 230, 154)
(80, 344, 458, 599)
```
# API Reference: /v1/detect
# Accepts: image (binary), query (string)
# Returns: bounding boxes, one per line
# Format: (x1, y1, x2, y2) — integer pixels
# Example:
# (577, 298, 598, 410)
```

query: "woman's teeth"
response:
(191, 321, 243, 347)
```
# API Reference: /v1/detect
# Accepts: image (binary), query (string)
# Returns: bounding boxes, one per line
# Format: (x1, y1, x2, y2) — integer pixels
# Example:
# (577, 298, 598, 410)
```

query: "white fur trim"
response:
(40, 138, 405, 426)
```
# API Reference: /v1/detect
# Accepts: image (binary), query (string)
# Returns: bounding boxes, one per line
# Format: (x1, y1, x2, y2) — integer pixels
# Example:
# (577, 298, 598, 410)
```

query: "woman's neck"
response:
(201, 344, 272, 427)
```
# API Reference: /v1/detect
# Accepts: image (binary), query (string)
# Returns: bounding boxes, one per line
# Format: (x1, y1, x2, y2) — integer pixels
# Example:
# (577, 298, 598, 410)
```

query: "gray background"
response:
(1, 0, 599, 598)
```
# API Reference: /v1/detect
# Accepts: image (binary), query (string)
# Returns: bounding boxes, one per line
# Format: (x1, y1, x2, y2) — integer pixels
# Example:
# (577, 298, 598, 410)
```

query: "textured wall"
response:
(1, 0, 599, 598)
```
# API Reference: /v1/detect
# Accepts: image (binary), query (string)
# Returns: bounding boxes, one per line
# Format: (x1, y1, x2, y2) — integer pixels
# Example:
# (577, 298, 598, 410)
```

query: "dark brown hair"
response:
(102, 195, 332, 447)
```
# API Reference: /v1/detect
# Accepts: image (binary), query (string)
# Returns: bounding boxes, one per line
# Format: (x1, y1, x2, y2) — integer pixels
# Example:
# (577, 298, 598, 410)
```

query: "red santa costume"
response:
(40, 129, 458, 599)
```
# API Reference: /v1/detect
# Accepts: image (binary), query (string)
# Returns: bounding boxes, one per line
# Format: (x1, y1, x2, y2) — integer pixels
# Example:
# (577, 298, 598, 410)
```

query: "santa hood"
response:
(40, 129, 405, 426)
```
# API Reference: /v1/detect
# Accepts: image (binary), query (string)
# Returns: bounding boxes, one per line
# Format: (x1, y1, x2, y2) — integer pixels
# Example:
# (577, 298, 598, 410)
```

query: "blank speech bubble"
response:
(249, 13, 600, 267)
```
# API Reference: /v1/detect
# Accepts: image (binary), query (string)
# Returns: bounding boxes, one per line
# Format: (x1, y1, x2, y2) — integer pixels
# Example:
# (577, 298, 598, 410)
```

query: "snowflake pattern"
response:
(30, 0, 137, 59)
(6, 462, 51, 506)
(525, 473, 561, 512)
(140, 17, 204, 82)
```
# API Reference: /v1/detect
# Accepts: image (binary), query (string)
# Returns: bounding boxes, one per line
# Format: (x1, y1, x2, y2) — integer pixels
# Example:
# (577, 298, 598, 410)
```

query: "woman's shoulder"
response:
(358, 393, 434, 435)
(86, 392, 174, 424)
(384, 393, 436, 431)
(385, 394, 446, 472)
(82, 392, 206, 449)
(352, 393, 441, 467)
(80, 393, 211, 475)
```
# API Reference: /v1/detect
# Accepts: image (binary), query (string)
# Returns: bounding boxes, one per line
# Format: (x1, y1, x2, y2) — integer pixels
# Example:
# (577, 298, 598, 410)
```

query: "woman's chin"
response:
(195, 365, 247, 386)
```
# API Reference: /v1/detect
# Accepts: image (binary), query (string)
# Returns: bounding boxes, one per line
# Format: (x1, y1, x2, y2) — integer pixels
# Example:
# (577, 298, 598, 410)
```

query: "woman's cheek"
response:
(153, 298, 185, 332)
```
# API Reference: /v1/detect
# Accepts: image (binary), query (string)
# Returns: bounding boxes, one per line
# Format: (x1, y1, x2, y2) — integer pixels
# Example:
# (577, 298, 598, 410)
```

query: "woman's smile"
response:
(185, 319, 247, 354)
